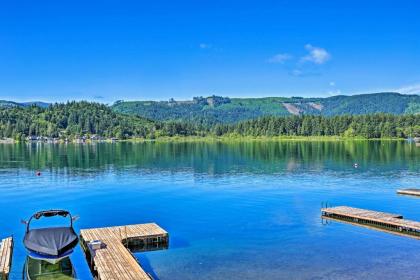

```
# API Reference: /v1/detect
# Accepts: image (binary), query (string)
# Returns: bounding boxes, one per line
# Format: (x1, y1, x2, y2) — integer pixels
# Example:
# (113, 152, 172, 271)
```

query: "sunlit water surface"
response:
(0, 141, 419, 279)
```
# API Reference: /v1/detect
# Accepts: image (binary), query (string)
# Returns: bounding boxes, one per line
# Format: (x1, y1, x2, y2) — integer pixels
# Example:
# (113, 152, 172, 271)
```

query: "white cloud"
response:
(301, 44, 331, 64)
(199, 43, 212, 49)
(267, 53, 293, 64)
(290, 69, 303, 77)
(327, 81, 341, 95)
(328, 89, 342, 96)
(395, 83, 420, 95)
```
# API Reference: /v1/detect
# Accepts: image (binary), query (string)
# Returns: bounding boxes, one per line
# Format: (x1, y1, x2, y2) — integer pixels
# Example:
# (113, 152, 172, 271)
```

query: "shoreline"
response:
(1, 135, 409, 144)
(146, 135, 407, 142)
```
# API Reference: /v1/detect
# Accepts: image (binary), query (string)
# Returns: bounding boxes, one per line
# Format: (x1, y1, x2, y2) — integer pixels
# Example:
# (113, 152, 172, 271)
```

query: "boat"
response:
(24, 256, 76, 280)
(22, 210, 79, 264)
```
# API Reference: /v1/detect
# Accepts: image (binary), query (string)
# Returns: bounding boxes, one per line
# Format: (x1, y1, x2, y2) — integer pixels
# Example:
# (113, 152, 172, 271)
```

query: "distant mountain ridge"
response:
(0, 100, 50, 108)
(2, 92, 419, 124)
(112, 92, 420, 124)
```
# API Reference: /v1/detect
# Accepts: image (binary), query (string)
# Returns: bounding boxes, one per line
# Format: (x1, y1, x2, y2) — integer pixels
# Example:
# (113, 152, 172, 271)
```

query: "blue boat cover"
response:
(27, 248, 74, 261)
(24, 227, 79, 257)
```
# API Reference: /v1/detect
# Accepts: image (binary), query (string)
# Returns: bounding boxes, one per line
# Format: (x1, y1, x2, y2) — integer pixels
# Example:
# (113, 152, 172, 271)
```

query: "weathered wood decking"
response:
(397, 189, 420, 197)
(321, 206, 420, 239)
(0, 237, 13, 280)
(80, 223, 168, 280)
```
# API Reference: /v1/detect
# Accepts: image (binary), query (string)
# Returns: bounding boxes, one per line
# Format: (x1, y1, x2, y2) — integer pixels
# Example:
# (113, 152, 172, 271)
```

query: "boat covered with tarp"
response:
(23, 210, 79, 263)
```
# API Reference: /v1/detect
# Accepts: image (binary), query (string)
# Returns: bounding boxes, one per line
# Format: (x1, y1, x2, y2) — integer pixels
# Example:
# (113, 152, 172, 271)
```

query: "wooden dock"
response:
(397, 189, 420, 197)
(0, 237, 13, 280)
(321, 206, 420, 239)
(80, 223, 168, 280)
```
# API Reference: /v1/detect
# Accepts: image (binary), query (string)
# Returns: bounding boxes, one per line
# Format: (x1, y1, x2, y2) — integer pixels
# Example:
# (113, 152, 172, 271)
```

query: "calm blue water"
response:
(0, 141, 419, 279)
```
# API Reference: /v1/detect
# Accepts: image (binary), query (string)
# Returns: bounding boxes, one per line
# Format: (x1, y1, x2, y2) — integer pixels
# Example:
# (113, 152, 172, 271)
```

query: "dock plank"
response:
(322, 206, 420, 239)
(80, 223, 168, 280)
(397, 189, 420, 197)
(0, 237, 13, 280)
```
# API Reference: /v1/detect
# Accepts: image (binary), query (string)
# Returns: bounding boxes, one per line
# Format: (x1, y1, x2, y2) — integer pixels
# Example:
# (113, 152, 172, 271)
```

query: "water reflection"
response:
(0, 141, 418, 176)
(23, 256, 76, 280)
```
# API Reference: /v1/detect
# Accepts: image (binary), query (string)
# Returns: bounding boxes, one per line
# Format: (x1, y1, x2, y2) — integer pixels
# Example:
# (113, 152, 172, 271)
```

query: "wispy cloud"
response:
(269, 44, 331, 78)
(267, 53, 293, 64)
(395, 83, 420, 95)
(326, 81, 341, 96)
(327, 89, 342, 96)
(289, 69, 321, 77)
(290, 69, 303, 77)
(301, 44, 331, 64)
(199, 43, 212, 49)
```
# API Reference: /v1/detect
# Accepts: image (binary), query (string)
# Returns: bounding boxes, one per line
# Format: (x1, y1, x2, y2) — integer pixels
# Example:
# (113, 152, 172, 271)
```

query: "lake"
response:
(0, 141, 419, 279)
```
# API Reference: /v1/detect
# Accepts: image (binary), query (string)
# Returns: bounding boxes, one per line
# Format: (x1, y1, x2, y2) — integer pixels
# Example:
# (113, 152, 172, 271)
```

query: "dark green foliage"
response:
(0, 102, 155, 139)
(0, 101, 419, 140)
(112, 96, 291, 124)
(218, 114, 420, 138)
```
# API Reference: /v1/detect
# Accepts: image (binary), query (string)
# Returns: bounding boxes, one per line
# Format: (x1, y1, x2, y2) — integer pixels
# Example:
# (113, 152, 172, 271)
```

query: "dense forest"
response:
(112, 92, 420, 124)
(112, 95, 290, 125)
(0, 101, 419, 140)
(0, 102, 155, 140)
(213, 114, 420, 138)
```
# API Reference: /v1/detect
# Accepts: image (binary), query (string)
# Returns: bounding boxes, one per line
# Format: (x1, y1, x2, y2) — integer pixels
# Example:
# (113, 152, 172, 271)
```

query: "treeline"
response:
(0, 102, 155, 140)
(159, 114, 420, 139)
(0, 102, 419, 140)
(216, 114, 420, 138)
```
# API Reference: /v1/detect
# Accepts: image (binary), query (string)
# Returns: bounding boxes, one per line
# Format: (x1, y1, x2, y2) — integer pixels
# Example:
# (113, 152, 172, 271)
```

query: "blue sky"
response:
(0, 0, 419, 103)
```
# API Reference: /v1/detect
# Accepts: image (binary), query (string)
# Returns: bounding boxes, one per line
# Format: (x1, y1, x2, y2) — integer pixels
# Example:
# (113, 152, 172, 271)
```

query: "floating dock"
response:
(0, 237, 13, 280)
(397, 189, 420, 197)
(321, 206, 420, 239)
(80, 223, 168, 280)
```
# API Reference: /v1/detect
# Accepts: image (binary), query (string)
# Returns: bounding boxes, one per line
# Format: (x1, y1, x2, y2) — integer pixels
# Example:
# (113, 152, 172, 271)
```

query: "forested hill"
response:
(0, 101, 155, 140)
(0, 101, 419, 140)
(112, 92, 420, 124)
